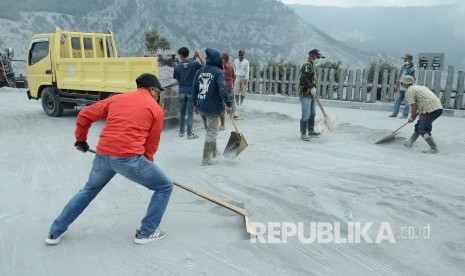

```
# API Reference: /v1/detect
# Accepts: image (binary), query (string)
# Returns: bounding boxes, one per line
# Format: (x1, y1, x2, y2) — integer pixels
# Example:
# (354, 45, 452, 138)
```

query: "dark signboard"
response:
(417, 53, 444, 70)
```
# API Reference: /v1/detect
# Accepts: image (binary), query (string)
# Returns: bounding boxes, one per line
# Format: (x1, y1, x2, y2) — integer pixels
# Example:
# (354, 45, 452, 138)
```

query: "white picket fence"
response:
(247, 65, 465, 110)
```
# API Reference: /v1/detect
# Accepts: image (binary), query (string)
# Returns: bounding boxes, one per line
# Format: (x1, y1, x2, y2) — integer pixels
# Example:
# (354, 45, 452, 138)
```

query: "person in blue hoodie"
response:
(193, 48, 232, 166)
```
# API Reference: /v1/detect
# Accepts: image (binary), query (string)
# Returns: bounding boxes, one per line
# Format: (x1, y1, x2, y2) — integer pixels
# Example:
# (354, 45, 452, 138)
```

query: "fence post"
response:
(380, 69, 388, 102)
(261, 66, 267, 94)
(425, 70, 433, 89)
(328, 69, 335, 99)
(255, 67, 259, 94)
(417, 70, 426, 85)
(265, 67, 274, 95)
(294, 66, 300, 96)
(433, 70, 442, 97)
(361, 68, 369, 102)
(455, 70, 464, 109)
(354, 69, 362, 101)
(321, 68, 328, 98)
(444, 66, 454, 108)
(248, 67, 255, 93)
(387, 70, 397, 102)
(371, 65, 380, 102)
(316, 68, 323, 97)
(337, 69, 346, 100)
(346, 70, 354, 101)
(274, 66, 279, 95)
(287, 67, 295, 96)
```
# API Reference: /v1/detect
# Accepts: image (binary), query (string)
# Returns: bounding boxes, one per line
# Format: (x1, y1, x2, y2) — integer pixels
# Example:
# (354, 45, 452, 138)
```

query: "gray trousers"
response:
(200, 113, 220, 142)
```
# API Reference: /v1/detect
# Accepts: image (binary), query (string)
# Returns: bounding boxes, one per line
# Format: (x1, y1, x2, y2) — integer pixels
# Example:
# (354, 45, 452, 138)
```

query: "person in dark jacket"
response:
(193, 48, 232, 165)
(299, 49, 325, 141)
(173, 47, 205, 139)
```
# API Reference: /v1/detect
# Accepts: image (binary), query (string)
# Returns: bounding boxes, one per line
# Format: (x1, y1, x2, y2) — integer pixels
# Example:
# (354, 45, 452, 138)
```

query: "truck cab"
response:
(26, 27, 159, 117)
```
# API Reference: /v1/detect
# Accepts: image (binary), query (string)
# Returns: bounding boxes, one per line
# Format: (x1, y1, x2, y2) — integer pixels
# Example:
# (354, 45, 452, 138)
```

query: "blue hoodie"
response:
(192, 48, 232, 116)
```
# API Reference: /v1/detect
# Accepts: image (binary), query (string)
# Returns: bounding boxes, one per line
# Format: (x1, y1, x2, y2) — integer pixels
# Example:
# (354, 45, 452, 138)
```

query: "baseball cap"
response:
(400, 75, 415, 85)
(136, 73, 164, 91)
(309, 49, 325, 58)
(403, 54, 413, 60)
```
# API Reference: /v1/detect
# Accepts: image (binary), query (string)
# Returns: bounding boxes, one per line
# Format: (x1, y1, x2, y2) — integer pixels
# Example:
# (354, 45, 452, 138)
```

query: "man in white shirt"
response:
(233, 49, 250, 105)
(401, 75, 443, 154)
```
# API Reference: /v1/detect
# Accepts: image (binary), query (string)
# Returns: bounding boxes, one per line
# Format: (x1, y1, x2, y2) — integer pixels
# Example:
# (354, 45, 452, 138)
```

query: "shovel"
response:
(375, 121, 409, 144)
(223, 112, 248, 159)
(315, 96, 337, 131)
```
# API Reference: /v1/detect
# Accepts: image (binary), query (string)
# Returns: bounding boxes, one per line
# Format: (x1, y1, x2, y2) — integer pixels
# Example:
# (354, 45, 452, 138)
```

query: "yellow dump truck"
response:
(26, 27, 159, 117)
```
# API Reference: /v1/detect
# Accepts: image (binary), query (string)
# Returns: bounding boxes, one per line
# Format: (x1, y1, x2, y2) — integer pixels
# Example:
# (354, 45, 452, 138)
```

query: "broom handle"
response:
(228, 110, 240, 133)
(393, 121, 410, 133)
(315, 96, 329, 120)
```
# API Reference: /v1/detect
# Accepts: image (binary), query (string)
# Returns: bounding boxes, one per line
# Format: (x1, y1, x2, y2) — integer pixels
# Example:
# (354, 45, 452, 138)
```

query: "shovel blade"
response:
(375, 132, 399, 144)
(324, 112, 338, 131)
(223, 131, 248, 159)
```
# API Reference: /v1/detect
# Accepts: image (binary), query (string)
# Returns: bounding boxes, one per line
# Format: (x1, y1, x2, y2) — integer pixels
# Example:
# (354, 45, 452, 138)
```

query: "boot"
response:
(307, 115, 320, 136)
(422, 134, 439, 154)
(300, 120, 310, 141)
(240, 95, 245, 105)
(201, 142, 219, 165)
(404, 132, 419, 148)
(212, 141, 221, 158)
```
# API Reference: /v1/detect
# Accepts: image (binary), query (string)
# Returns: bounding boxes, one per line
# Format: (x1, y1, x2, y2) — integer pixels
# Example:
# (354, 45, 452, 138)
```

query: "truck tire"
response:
(41, 87, 64, 117)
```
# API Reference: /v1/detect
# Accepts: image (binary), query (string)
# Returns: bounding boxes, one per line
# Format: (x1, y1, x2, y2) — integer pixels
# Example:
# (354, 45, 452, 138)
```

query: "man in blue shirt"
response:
(389, 53, 416, 119)
(173, 47, 205, 139)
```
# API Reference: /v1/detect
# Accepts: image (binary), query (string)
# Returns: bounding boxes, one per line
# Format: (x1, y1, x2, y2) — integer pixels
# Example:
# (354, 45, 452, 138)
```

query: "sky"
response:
(280, 0, 461, 7)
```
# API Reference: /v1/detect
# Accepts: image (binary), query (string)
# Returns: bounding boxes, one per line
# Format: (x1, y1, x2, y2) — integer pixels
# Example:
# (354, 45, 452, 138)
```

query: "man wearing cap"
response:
(46, 73, 173, 245)
(401, 75, 443, 154)
(389, 54, 416, 118)
(298, 48, 325, 141)
(233, 49, 250, 105)
(173, 47, 205, 139)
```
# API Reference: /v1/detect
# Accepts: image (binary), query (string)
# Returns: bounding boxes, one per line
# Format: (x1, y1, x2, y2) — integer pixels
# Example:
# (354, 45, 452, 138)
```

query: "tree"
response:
(145, 30, 171, 53)
(366, 59, 398, 100)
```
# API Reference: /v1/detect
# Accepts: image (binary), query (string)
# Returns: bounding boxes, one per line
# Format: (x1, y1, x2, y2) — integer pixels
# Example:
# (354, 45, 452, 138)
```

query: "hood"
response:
(205, 48, 222, 69)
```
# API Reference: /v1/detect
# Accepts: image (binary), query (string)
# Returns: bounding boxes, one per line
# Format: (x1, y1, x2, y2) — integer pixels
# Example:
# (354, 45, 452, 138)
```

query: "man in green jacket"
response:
(298, 49, 325, 141)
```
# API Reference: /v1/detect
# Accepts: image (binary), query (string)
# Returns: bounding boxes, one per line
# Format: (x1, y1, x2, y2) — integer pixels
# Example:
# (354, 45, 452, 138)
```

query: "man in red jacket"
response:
(46, 73, 173, 245)
(219, 52, 236, 130)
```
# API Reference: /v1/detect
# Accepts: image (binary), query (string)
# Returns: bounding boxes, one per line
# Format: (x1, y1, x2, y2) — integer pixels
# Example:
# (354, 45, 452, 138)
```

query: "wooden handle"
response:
(392, 122, 410, 133)
(315, 96, 329, 120)
(228, 111, 240, 133)
(173, 181, 249, 216)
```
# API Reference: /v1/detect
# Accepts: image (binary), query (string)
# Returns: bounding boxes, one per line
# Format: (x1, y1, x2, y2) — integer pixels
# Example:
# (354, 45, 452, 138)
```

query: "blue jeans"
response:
(392, 90, 410, 117)
(179, 93, 194, 135)
(50, 154, 173, 236)
(300, 96, 316, 121)
(414, 109, 443, 136)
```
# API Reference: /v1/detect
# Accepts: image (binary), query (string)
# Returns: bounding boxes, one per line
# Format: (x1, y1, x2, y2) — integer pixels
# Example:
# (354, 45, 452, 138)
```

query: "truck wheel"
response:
(41, 87, 64, 117)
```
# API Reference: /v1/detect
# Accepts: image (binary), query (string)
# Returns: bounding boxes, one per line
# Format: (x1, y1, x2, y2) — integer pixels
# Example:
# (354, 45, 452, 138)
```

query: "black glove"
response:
(74, 141, 89, 152)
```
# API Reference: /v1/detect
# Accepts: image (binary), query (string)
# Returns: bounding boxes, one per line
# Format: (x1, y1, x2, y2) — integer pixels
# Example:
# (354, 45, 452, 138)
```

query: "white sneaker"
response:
(45, 231, 67, 245)
(134, 229, 167, 245)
